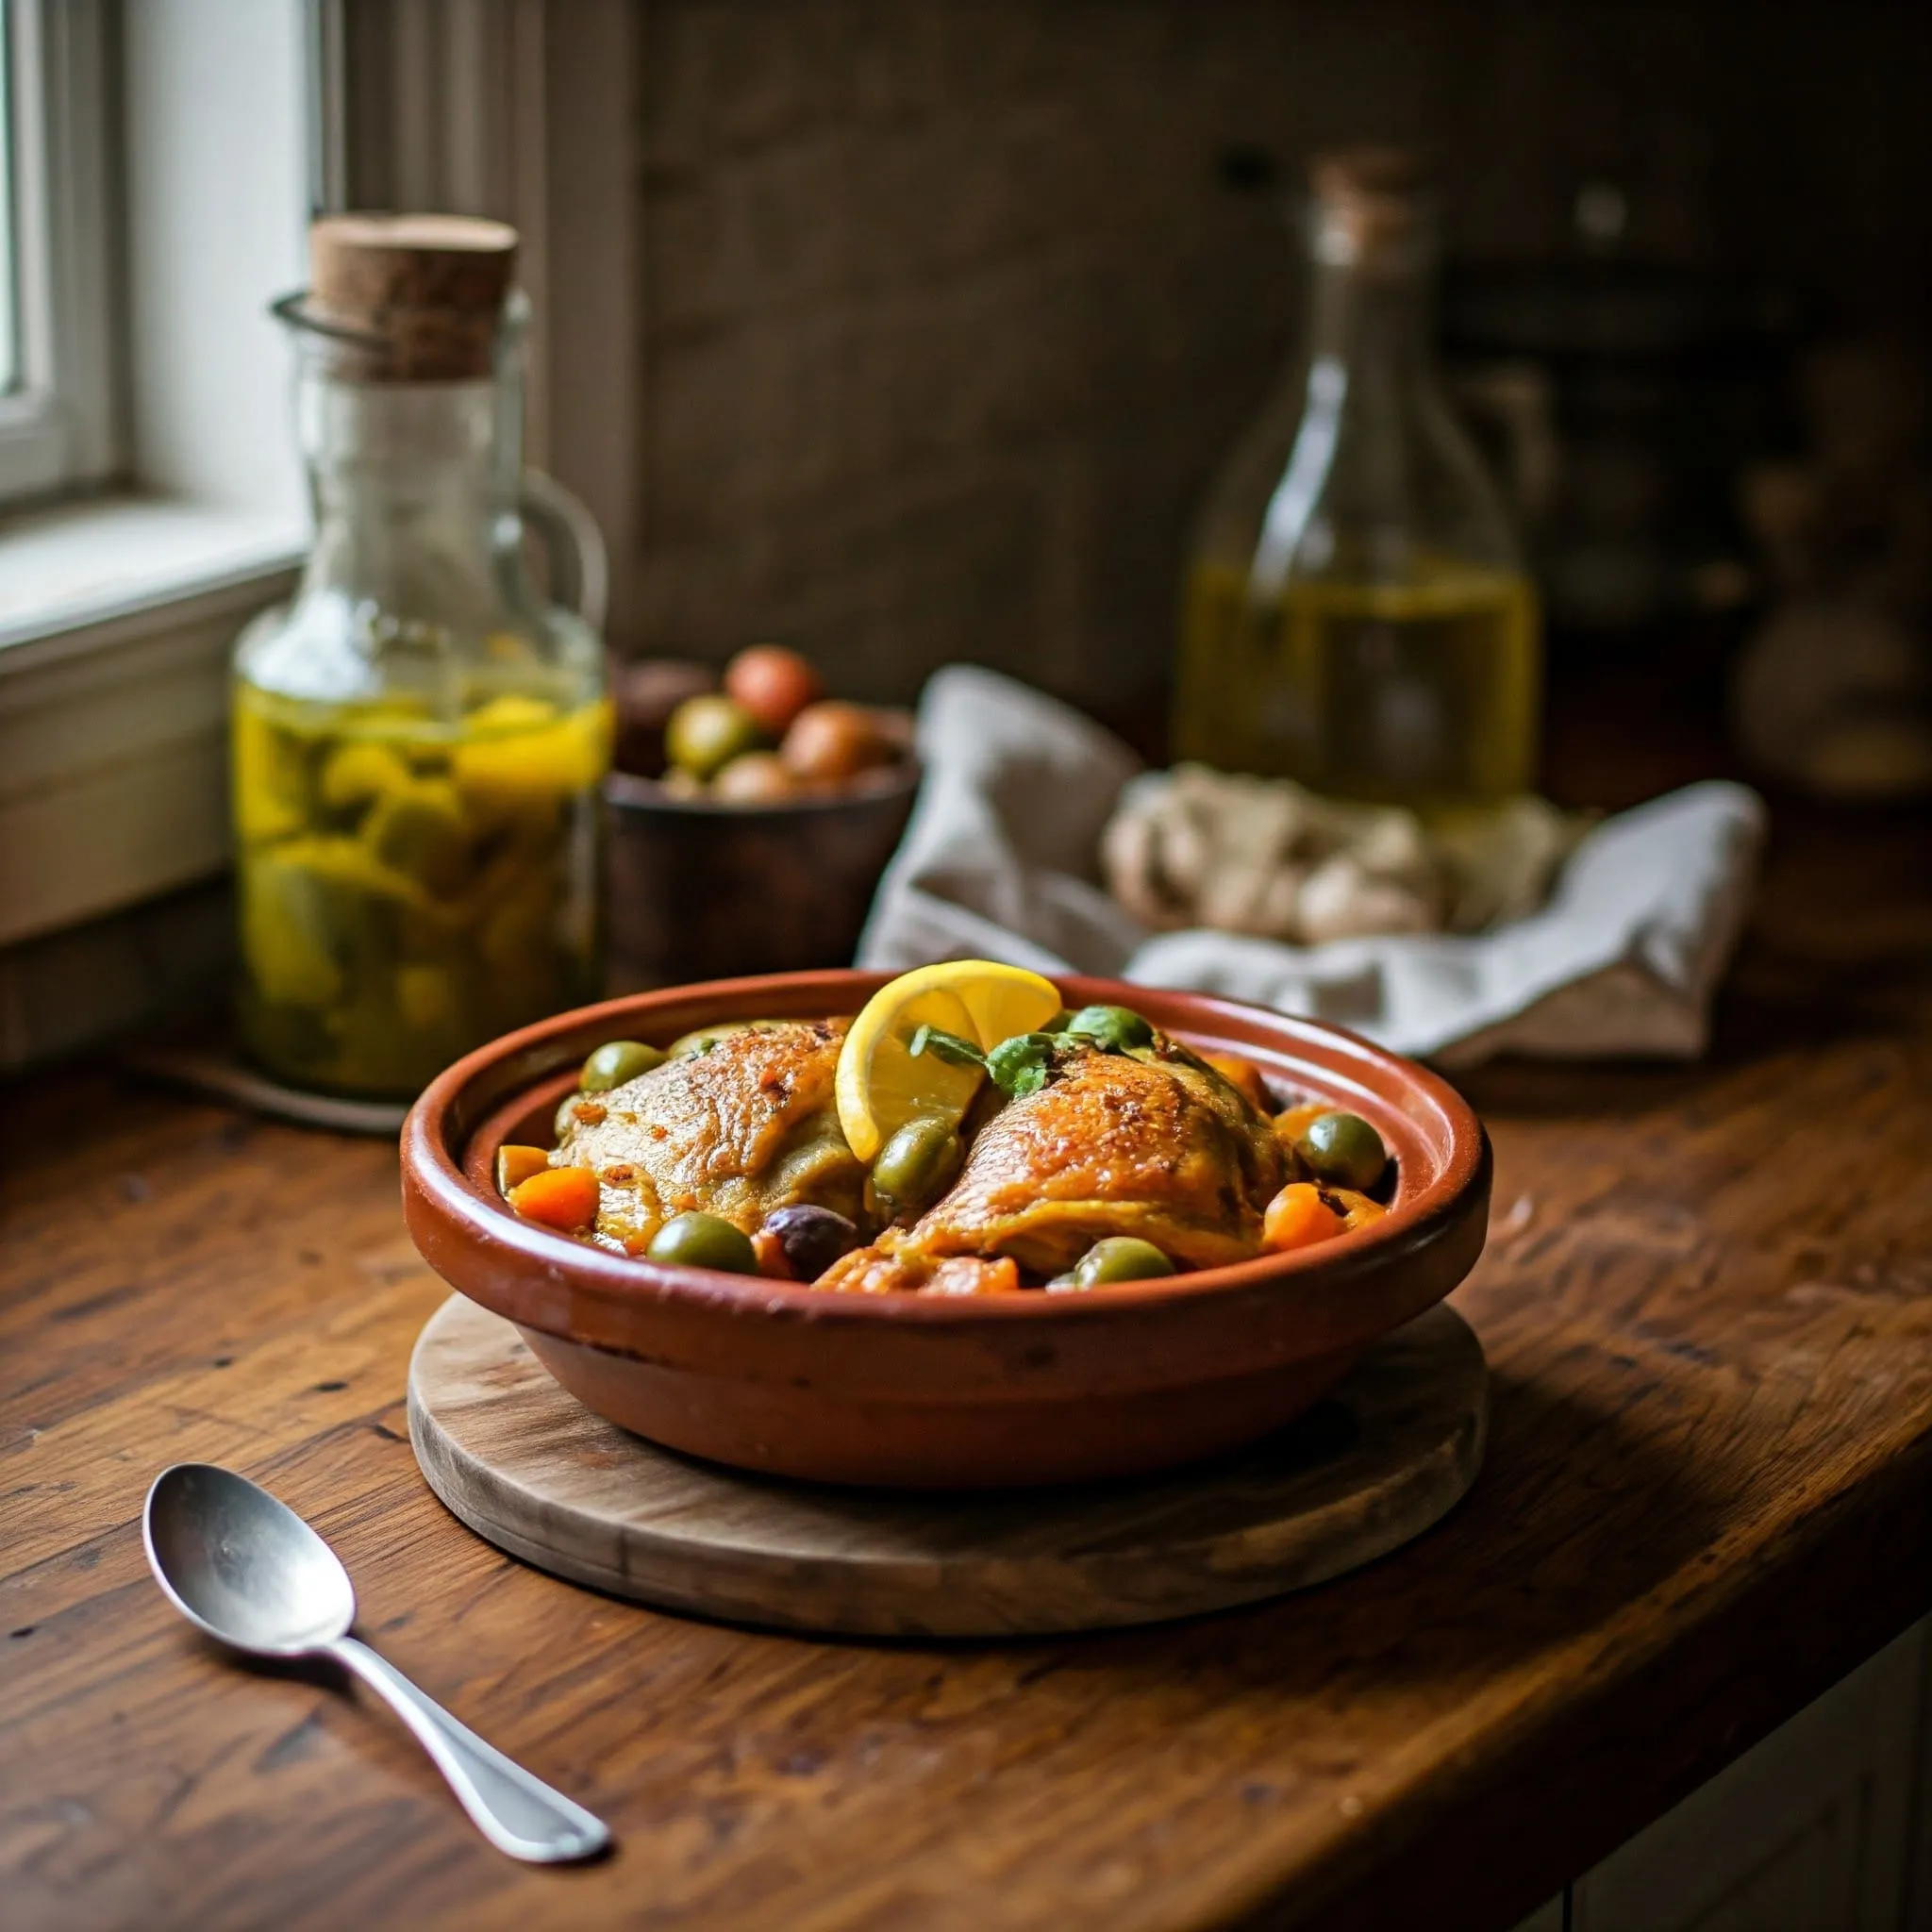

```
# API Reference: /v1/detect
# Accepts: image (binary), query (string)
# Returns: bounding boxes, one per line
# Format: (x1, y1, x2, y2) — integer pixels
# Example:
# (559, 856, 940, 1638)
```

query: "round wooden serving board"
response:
(407, 1295, 1487, 1638)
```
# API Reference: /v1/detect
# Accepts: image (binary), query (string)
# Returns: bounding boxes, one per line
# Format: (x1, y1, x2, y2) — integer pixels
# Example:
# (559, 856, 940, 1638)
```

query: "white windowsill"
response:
(0, 494, 305, 949)
(0, 494, 305, 654)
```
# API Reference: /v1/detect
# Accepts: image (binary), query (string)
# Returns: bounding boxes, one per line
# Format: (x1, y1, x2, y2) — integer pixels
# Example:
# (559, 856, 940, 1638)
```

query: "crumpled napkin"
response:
(857, 667, 1767, 1066)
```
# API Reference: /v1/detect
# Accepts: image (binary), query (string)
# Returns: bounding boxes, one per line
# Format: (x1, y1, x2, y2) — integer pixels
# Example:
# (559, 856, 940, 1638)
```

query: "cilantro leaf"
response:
(986, 1032, 1060, 1099)
(908, 1024, 986, 1070)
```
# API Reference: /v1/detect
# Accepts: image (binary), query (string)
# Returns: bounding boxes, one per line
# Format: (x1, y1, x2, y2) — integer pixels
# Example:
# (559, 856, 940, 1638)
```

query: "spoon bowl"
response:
(145, 1463, 355, 1656)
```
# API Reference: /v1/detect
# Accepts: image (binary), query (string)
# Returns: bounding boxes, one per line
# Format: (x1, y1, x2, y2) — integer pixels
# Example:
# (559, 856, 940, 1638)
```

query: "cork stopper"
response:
(1309, 148, 1427, 269)
(308, 213, 519, 381)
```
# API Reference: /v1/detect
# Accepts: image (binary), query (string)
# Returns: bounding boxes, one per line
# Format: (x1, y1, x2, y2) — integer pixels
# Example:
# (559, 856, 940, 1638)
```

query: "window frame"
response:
(0, 0, 118, 506)
(0, 0, 638, 970)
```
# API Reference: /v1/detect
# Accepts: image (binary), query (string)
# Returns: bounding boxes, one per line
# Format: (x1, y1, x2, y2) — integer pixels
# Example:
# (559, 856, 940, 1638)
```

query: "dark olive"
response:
(872, 1114, 964, 1213)
(1072, 1237, 1174, 1286)
(646, 1211, 758, 1274)
(579, 1039, 665, 1091)
(761, 1205, 860, 1281)
(1294, 1111, 1388, 1192)
(1063, 1004, 1156, 1052)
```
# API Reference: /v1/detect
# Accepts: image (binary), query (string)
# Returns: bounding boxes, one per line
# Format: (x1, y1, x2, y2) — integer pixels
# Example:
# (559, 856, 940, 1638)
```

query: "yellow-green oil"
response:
(233, 686, 610, 1096)
(1174, 559, 1541, 810)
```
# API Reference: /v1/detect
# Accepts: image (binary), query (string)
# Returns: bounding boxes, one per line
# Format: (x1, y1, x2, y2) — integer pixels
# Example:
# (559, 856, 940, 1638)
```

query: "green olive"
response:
(872, 1114, 964, 1214)
(1294, 1111, 1388, 1192)
(665, 694, 766, 781)
(555, 1092, 586, 1141)
(579, 1040, 666, 1091)
(646, 1211, 758, 1274)
(1072, 1237, 1174, 1286)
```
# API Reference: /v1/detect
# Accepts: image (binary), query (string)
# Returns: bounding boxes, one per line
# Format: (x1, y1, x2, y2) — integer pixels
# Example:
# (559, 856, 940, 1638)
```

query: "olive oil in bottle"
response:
(1176, 558, 1540, 808)
(1174, 151, 1541, 813)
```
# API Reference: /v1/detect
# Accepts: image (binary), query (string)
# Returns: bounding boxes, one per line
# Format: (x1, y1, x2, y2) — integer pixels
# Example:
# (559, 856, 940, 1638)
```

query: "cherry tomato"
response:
(780, 701, 897, 786)
(724, 645, 824, 736)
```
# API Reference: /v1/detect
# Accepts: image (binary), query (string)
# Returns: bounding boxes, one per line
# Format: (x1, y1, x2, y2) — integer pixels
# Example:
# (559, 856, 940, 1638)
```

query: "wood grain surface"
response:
(407, 1297, 1487, 1637)
(3, 800, 1931, 1932)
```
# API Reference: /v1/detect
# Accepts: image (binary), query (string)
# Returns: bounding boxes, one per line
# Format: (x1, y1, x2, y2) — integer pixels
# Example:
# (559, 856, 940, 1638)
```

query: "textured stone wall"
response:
(633, 0, 1932, 709)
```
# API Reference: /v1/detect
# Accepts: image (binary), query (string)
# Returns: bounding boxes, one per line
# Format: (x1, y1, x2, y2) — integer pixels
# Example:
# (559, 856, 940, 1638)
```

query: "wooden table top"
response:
(5, 800, 1931, 1932)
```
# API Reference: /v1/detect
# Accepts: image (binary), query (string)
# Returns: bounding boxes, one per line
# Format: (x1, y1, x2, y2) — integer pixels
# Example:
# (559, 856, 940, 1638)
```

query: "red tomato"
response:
(724, 645, 824, 736)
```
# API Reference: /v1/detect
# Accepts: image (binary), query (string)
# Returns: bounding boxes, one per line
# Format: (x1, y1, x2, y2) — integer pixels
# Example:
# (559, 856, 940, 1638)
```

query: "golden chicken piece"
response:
(822, 1038, 1286, 1293)
(556, 1019, 863, 1253)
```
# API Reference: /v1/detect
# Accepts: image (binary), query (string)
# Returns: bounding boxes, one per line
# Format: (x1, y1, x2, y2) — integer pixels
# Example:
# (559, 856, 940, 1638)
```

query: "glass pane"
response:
(0, 0, 15, 394)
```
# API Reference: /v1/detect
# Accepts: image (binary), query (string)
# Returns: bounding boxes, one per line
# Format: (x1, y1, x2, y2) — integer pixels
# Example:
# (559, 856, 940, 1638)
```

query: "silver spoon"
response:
(143, 1462, 610, 1863)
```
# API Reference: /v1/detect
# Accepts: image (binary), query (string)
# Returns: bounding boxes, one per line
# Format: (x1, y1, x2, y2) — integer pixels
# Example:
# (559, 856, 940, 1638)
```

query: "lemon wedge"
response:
(836, 961, 1062, 1162)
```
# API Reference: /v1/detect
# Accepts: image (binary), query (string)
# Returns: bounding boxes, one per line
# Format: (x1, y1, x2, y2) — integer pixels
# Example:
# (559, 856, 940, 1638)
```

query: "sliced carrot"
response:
(752, 1227, 796, 1281)
(1263, 1182, 1347, 1253)
(1271, 1102, 1327, 1174)
(1204, 1051, 1271, 1112)
(1273, 1101, 1326, 1140)
(494, 1144, 552, 1197)
(507, 1164, 600, 1232)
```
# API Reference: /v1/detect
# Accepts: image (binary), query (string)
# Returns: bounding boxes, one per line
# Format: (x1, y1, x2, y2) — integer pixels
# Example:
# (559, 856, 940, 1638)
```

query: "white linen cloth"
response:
(857, 667, 1767, 1067)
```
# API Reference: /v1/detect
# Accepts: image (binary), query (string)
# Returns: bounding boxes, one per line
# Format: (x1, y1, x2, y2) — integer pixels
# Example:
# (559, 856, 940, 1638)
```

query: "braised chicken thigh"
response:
(820, 1039, 1286, 1293)
(554, 1019, 864, 1253)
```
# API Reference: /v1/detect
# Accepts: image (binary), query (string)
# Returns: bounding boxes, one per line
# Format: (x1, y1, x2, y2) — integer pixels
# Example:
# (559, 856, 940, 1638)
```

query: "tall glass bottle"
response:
(1174, 150, 1541, 811)
(233, 215, 609, 1098)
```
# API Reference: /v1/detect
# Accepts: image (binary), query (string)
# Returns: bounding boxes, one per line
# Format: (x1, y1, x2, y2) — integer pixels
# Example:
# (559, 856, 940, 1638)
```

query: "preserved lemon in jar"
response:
(1174, 151, 1541, 813)
(235, 215, 609, 1097)
(233, 680, 608, 1095)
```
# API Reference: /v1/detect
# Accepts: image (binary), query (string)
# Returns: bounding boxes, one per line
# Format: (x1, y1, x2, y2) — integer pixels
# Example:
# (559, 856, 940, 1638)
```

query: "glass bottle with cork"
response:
(1174, 149, 1541, 813)
(233, 215, 610, 1098)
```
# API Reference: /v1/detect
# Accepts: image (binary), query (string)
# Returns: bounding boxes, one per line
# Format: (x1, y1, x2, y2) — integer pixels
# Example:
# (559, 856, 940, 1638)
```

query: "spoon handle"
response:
(327, 1635, 610, 1862)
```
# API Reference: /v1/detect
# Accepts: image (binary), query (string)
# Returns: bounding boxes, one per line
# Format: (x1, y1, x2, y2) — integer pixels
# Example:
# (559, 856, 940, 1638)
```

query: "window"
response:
(0, 6, 17, 394)
(0, 0, 116, 506)
(0, 0, 308, 954)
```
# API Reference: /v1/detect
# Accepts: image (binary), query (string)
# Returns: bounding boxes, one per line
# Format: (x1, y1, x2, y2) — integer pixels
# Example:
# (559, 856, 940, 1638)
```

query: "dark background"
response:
(625, 0, 1932, 716)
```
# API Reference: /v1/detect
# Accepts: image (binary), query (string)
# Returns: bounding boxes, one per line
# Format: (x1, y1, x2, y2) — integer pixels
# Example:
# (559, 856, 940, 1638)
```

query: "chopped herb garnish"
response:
(1061, 1004, 1156, 1053)
(908, 1024, 986, 1069)
(986, 1032, 1060, 1099)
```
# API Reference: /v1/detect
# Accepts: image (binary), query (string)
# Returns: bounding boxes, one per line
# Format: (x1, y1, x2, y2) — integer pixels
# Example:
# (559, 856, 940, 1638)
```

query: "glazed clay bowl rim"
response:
(402, 969, 1488, 1333)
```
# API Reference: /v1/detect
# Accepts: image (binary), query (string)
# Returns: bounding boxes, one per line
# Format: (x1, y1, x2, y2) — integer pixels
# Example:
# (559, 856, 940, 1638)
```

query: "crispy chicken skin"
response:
(555, 1019, 862, 1253)
(820, 1039, 1286, 1293)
